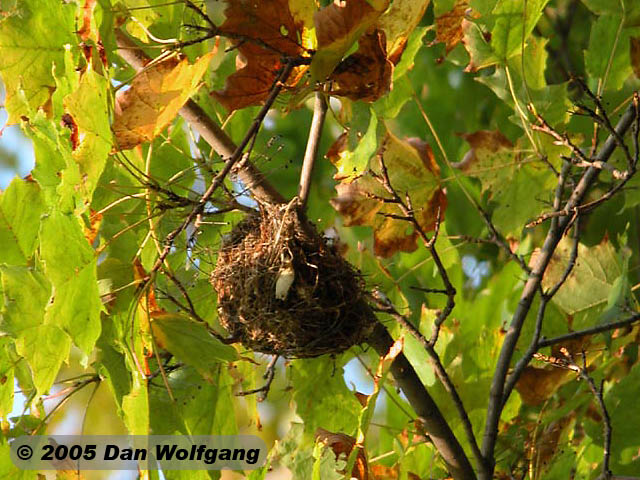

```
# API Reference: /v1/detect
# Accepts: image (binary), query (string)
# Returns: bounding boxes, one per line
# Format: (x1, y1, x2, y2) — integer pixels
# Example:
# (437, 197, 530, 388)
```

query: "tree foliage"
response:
(1, 0, 640, 479)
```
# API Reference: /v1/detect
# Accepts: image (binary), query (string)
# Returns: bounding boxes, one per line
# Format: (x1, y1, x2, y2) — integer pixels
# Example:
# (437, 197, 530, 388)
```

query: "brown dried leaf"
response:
(212, 0, 310, 111)
(515, 366, 570, 406)
(435, 1, 471, 54)
(328, 28, 393, 102)
(331, 133, 446, 258)
(113, 51, 214, 150)
(315, 428, 369, 480)
(631, 36, 640, 79)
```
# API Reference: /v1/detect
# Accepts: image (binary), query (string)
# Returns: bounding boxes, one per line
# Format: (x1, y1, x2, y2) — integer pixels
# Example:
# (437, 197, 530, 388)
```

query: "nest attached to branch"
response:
(211, 200, 375, 358)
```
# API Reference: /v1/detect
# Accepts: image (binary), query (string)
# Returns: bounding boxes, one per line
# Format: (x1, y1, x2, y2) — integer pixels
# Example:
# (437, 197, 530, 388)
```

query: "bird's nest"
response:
(211, 200, 375, 358)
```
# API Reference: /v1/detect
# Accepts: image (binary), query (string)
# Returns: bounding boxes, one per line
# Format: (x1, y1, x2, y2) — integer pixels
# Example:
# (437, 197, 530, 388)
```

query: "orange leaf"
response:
(435, 1, 472, 54)
(315, 428, 369, 480)
(328, 28, 393, 102)
(212, 0, 310, 111)
(331, 133, 446, 258)
(113, 51, 214, 150)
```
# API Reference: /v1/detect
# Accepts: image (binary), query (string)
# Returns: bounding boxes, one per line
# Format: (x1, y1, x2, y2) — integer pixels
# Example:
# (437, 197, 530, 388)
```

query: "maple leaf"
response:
(211, 0, 311, 111)
(311, 0, 390, 81)
(328, 28, 393, 102)
(435, 0, 471, 54)
(330, 133, 446, 258)
(113, 52, 214, 150)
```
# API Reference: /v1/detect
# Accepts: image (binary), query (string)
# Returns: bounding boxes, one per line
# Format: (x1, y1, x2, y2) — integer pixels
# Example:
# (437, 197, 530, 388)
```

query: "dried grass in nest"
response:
(211, 200, 375, 358)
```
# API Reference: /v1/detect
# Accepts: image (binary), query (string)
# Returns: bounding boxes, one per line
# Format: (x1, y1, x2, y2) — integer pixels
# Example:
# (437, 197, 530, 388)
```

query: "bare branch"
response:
(480, 97, 640, 479)
(538, 312, 640, 348)
(371, 297, 484, 471)
(367, 324, 477, 480)
(115, 30, 285, 205)
(298, 92, 328, 209)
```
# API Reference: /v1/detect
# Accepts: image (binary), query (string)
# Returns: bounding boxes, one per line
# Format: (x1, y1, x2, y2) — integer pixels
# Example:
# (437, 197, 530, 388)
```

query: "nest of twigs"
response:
(211, 200, 375, 358)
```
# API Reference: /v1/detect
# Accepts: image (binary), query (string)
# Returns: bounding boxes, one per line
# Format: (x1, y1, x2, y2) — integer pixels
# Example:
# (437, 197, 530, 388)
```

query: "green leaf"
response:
(291, 357, 361, 435)
(541, 236, 622, 315)
(0, 438, 38, 480)
(15, 324, 71, 396)
(0, 265, 50, 336)
(0, 0, 76, 123)
(0, 178, 45, 265)
(463, 0, 551, 69)
(122, 373, 149, 435)
(63, 67, 113, 207)
(0, 338, 16, 418)
(585, 14, 634, 92)
(151, 314, 238, 378)
(40, 211, 102, 355)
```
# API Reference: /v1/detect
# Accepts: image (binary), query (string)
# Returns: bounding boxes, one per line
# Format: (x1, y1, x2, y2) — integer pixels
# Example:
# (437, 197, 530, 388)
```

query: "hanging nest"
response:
(211, 200, 375, 358)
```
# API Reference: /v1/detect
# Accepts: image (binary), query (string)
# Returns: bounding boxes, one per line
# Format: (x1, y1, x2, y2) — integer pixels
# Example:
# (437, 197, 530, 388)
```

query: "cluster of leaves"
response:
(1, 0, 640, 479)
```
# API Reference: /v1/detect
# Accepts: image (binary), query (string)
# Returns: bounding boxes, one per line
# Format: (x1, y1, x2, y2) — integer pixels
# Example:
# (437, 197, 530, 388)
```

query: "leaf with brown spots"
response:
(328, 28, 393, 102)
(113, 51, 214, 150)
(435, 1, 471, 54)
(212, 0, 312, 111)
(315, 428, 369, 480)
(311, 0, 390, 81)
(77, 0, 97, 41)
(377, 0, 431, 60)
(331, 133, 446, 258)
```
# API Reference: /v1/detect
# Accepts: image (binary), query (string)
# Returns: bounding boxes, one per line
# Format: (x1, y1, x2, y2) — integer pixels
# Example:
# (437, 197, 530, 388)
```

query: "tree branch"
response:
(367, 324, 477, 480)
(480, 98, 640, 479)
(298, 92, 327, 209)
(114, 30, 285, 205)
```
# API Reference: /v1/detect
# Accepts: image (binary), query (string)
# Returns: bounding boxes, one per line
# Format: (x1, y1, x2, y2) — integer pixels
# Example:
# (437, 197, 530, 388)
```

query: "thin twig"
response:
(565, 350, 612, 479)
(538, 312, 640, 348)
(374, 154, 456, 345)
(298, 92, 328, 209)
(367, 323, 476, 480)
(237, 355, 278, 402)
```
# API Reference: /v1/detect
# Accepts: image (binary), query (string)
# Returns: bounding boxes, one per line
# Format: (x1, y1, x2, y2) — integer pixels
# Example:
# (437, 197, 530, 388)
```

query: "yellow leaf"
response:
(112, 51, 214, 150)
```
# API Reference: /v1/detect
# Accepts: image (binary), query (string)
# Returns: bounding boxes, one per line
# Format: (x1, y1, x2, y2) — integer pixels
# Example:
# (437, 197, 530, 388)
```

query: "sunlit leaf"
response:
(151, 313, 238, 380)
(40, 211, 102, 356)
(0, 178, 45, 265)
(377, 0, 430, 59)
(113, 51, 214, 149)
(0, 0, 76, 123)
